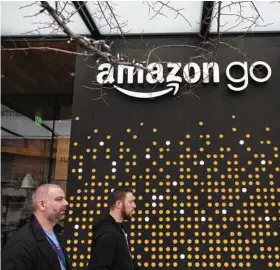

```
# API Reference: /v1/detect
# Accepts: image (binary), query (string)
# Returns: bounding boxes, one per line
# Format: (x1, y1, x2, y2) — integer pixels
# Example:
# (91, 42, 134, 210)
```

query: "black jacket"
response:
(87, 215, 140, 270)
(2, 215, 72, 270)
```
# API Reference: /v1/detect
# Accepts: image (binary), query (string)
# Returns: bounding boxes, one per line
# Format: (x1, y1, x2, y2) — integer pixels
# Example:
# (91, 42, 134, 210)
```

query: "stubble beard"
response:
(47, 210, 65, 224)
(121, 205, 131, 221)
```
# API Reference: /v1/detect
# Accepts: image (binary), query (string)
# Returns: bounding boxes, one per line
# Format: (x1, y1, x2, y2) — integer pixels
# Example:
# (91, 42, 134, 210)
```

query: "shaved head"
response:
(32, 184, 64, 211)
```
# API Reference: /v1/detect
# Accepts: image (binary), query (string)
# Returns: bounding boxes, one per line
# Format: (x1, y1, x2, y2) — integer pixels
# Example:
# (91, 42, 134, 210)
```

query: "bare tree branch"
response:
(145, 1, 192, 27)
(250, 1, 264, 22)
(105, 1, 126, 36)
(91, 1, 129, 35)
(19, 2, 39, 9)
(1, 46, 94, 56)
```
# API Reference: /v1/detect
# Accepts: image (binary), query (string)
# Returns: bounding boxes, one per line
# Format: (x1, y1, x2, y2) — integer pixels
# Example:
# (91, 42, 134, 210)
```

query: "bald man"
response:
(2, 184, 73, 270)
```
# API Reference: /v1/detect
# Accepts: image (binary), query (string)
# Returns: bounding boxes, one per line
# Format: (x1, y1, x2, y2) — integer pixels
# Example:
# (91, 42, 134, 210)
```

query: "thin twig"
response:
(19, 2, 39, 9)
(2, 47, 94, 56)
(145, 1, 192, 27)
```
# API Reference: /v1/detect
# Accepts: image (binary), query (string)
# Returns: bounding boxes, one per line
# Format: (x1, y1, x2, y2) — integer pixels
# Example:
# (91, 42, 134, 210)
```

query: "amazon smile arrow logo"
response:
(113, 82, 180, 99)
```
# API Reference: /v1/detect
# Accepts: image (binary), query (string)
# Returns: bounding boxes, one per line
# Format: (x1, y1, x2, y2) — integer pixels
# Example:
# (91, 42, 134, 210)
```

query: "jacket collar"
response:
(108, 214, 127, 235)
(30, 215, 71, 270)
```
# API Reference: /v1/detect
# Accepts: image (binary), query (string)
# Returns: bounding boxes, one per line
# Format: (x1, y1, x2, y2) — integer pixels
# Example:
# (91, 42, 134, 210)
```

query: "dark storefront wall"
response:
(66, 36, 280, 269)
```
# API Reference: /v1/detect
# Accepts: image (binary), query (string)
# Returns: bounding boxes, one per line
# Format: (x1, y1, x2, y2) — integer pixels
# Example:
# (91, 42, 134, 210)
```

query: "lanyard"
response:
(120, 225, 135, 269)
(120, 225, 132, 258)
(45, 234, 66, 269)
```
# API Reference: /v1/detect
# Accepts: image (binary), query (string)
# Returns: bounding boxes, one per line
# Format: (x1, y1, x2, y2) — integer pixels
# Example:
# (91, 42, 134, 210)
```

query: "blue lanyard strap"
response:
(45, 234, 66, 269)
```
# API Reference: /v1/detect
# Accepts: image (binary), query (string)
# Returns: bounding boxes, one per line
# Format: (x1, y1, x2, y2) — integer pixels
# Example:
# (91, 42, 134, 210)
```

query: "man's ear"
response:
(38, 200, 46, 210)
(116, 200, 122, 209)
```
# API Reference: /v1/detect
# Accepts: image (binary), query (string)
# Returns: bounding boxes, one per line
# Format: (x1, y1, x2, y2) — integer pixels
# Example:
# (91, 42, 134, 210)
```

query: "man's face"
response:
(43, 187, 68, 224)
(121, 192, 136, 221)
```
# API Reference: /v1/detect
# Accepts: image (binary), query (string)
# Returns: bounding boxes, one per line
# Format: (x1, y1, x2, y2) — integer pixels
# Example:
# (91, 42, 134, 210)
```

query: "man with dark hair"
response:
(87, 188, 140, 270)
(2, 184, 72, 270)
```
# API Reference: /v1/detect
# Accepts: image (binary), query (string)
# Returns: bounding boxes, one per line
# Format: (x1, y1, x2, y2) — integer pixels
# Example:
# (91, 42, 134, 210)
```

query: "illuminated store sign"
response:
(96, 61, 272, 98)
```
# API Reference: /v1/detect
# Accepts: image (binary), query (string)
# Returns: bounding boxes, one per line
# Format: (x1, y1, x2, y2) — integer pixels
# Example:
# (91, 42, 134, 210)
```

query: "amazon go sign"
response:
(96, 61, 272, 98)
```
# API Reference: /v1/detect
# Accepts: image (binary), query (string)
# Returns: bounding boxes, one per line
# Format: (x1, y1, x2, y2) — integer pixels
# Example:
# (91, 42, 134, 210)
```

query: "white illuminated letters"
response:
(202, 62, 220, 83)
(226, 61, 272, 91)
(249, 61, 272, 83)
(183, 62, 201, 84)
(96, 63, 114, 84)
(226, 62, 249, 91)
(166, 63, 182, 83)
(117, 65, 134, 84)
(146, 63, 164, 84)
(96, 60, 272, 98)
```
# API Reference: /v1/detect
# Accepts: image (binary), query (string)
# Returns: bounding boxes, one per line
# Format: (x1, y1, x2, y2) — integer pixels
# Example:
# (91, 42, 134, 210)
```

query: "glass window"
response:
(1, 36, 75, 246)
(1, 95, 73, 246)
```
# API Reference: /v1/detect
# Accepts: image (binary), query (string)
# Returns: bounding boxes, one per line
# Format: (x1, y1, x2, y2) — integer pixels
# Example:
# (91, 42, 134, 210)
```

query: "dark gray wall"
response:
(66, 36, 280, 270)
